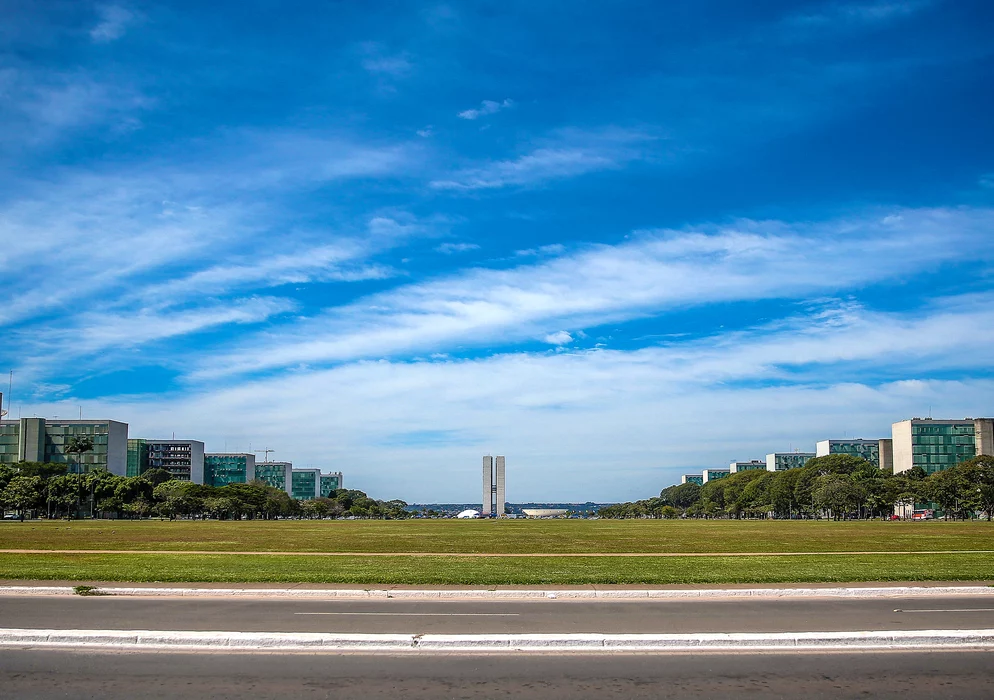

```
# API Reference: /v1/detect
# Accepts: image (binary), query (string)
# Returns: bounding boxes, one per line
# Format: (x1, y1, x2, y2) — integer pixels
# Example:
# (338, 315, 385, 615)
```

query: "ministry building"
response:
(0, 418, 128, 474)
(892, 418, 994, 475)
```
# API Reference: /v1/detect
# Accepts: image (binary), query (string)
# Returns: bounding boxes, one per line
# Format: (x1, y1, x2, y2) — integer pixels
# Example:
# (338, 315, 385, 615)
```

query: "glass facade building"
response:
(702, 469, 730, 483)
(127, 439, 148, 477)
(0, 418, 128, 474)
(892, 419, 993, 475)
(766, 452, 815, 472)
(205, 453, 256, 486)
(729, 460, 766, 473)
(320, 472, 342, 498)
(0, 422, 19, 465)
(255, 462, 293, 494)
(291, 469, 319, 500)
(681, 474, 704, 485)
(816, 439, 881, 467)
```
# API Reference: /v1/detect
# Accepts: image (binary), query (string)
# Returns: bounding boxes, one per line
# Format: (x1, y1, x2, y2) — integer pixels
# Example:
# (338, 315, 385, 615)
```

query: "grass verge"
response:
(0, 552, 992, 585)
(2, 519, 993, 554)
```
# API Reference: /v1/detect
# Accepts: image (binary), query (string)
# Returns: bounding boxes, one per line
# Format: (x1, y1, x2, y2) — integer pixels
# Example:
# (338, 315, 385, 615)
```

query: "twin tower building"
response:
(482, 455, 506, 517)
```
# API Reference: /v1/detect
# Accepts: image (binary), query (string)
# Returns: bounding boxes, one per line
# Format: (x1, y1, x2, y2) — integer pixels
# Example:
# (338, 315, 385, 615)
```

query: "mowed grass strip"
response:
(0, 552, 992, 585)
(2, 520, 993, 554)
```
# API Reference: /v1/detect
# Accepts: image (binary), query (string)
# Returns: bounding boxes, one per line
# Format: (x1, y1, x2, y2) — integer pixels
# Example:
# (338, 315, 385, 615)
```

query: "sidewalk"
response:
(1, 580, 991, 600)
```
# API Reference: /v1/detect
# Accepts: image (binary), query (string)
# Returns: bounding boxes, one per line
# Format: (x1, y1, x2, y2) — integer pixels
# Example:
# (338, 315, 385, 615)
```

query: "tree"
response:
(2, 476, 43, 520)
(926, 467, 970, 520)
(142, 468, 173, 486)
(14, 462, 69, 480)
(660, 483, 702, 509)
(203, 496, 237, 520)
(65, 436, 94, 475)
(0, 464, 14, 492)
(958, 456, 994, 520)
(812, 474, 861, 519)
(153, 480, 204, 519)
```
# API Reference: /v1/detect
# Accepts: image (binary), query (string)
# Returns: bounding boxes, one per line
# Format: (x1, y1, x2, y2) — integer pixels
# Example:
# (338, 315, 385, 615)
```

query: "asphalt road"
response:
(1, 648, 992, 699)
(3, 594, 994, 633)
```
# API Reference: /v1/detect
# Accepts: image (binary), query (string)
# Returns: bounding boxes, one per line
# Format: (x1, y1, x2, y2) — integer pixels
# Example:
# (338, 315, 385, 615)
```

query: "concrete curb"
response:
(2, 585, 993, 600)
(2, 628, 993, 652)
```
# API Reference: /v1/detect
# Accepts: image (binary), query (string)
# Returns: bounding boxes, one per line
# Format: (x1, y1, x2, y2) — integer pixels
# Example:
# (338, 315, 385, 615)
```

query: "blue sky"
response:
(2, 0, 993, 502)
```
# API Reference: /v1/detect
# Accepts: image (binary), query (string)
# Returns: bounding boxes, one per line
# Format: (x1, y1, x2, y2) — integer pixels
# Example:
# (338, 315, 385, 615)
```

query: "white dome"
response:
(456, 509, 481, 519)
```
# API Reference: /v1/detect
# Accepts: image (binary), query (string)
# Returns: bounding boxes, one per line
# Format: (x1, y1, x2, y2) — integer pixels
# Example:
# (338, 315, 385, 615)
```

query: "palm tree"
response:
(65, 435, 94, 475)
(65, 435, 94, 518)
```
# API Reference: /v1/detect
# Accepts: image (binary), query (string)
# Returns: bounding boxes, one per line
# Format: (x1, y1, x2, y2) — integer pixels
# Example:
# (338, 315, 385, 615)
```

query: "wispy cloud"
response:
(430, 128, 654, 191)
(90, 5, 136, 43)
(32, 303, 994, 500)
(457, 98, 513, 120)
(0, 70, 151, 148)
(786, 0, 931, 31)
(435, 242, 480, 254)
(189, 207, 994, 379)
(516, 244, 565, 257)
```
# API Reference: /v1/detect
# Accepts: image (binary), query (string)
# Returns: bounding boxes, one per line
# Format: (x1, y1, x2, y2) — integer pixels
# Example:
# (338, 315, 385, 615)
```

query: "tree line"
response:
(598, 454, 994, 520)
(0, 462, 411, 520)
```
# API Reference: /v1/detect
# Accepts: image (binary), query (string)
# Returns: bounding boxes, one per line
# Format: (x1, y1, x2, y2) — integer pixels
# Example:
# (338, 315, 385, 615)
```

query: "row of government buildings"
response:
(0, 416, 342, 500)
(682, 417, 994, 485)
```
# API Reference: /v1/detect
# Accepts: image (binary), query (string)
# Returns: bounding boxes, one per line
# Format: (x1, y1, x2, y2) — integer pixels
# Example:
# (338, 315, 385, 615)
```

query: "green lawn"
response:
(2, 520, 992, 584)
(0, 551, 992, 585)
(2, 519, 993, 554)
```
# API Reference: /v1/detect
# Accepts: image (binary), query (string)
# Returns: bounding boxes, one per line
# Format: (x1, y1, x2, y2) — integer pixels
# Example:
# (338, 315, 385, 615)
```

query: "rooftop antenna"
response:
(79, 406, 82, 420)
(928, 405, 932, 419)
(254, 448, 275, 462)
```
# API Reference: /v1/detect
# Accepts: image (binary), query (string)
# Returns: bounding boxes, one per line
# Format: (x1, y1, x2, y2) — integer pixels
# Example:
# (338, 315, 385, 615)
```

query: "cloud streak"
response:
(458, 98, 513, 120)
(190, 206, 994, 379)
(430, 128, 654, 190)
(90, 5, 136, 43)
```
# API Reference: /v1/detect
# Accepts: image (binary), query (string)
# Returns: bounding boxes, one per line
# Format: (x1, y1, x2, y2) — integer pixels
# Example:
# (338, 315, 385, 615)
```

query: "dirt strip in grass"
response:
(2, 548, 994, 557)
(1, 552, 992, 585)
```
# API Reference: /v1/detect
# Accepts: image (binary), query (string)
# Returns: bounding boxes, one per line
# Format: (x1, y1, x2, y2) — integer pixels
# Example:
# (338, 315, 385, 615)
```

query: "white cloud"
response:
(430, 128, 654, 190)
(516, 244, 566, 257)
(435, 242, 480, 254)
(26, 321, 994, 501)
(21, 297, 296, 360)
(544, 331, 573, 345)
(191, 206, 994, 379)
(90, 5, 135, 43)
(457, 98, 513, 120)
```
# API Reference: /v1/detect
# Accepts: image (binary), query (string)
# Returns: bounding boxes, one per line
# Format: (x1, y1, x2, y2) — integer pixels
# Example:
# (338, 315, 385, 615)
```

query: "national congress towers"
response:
(482, 455, 506, 517)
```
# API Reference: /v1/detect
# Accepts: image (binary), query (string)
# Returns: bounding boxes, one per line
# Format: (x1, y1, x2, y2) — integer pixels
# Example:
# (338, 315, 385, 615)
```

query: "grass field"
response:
(1, 520, 992, 584)
(2, 519, 993, 554)
(0, 552, 992, 585)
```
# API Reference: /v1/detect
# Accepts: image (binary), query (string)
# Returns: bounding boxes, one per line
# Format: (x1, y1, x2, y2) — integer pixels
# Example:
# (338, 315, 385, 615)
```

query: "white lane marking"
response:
(894, 608, 994, 613)
(294, 612, 520, 616)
